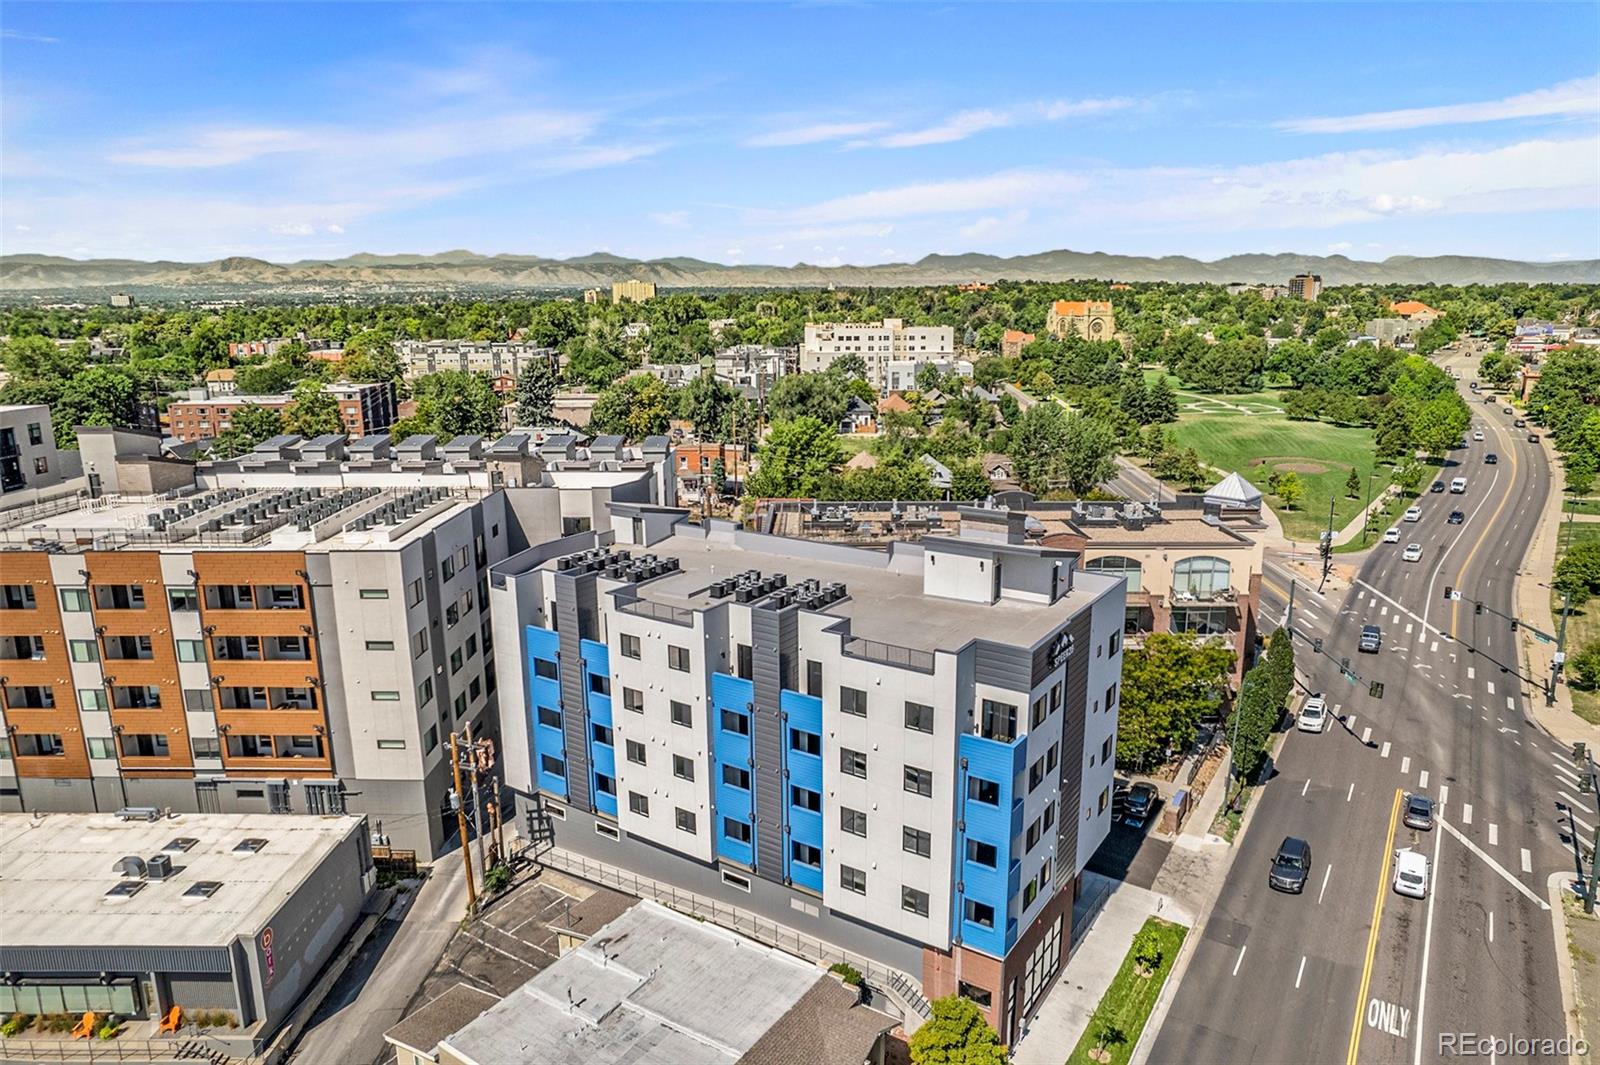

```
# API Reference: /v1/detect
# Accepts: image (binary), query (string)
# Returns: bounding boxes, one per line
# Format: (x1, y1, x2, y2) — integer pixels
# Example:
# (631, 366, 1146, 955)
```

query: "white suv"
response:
(1393, 848, 1429, 899)
(1298, 693, 1328, 733)
(1404, 506, 1422, 522)
(1383, 527, 1401, 543)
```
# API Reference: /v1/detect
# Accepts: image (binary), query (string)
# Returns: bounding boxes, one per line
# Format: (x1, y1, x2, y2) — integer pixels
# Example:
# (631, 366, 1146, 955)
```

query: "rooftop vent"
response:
(164, 837, 198, 853)
(183, 881, 223, 899)
(146, 853, 174, 880)
(115, 855, 147, 878)
(105, 880, 146, 899)
(233, 837, 268, 854)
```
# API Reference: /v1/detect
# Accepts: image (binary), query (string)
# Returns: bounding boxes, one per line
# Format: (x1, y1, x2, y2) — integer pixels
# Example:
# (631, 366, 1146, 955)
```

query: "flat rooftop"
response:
(580, 525, 1115, 654)
(0, 812, 363, 949)
(441, 900, 821, 1065)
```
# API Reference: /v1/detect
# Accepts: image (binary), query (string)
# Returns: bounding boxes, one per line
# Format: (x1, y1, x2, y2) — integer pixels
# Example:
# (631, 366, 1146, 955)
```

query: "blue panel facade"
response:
(780, 690, 823, 893)
(711, 672, 756, 868)
(956, 731, 1028, 957)
(526, 625, 568, 798)
(581, 638, 616, 818)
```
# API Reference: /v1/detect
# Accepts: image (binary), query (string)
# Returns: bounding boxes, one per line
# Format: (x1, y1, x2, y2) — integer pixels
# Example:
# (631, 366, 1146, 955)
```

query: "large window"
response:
(1084, 555, 1143, 593)
(1172, 606, 1232, 635)
(1172, 556, 1232, 598)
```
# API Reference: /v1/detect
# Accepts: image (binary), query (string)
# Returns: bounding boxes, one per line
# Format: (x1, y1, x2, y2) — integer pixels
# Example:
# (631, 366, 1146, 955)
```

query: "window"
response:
(595, 773, 616, 796)
(450, 647, 464, 674)
(736, 643, 753, 680)
(963, 900, 995, 930)
(792, 841, 821, 867)
(959, 981, 994, 1009)
(441, 555, 456, 581)
(589, 673, 610, 695)
(1044, 801, 1056, 830)
(412, 629, 429, 658)
(1101, 735, 1114, 763)
(469, 677, 482, 702)
(371, 690, 400, 701)
(621, 633, 641, 659)
(723, 764, 751, 789)
(359, 588, 389, 600)
(840, 747, 867, 778)
(673, 808, 697, 834)
(968, 776, 1000, 805)
(77, 688, 108, 711)
(407, 579, 424, 607)
(839, 865, 867, 895)
(805, 659, 822, 697)
(60, 588, 91, 612)
(191, 736, 220, 759)
(27, 422, 42, 446)
(903, 826, 931, 858)
(1028, 758, 1045, 792)
(1084, 555, 1143, 593)
(667, 645, 690, 672)
(623, 687, 644, 713)
(1105, 682, 1118, 711)
(1026, 818, 1043, 852)
(533, 657, 558, 680)
(626, 740, 647, 765)
(176, 640, 205, 662)
(592, 723, 613, 746)
(980, 699, 1017, 743)
(424, 725, 439, 755)
(1098, 786, 1110, 814)
(720, 708, 750, 735)
(628, 792, 650, 817)
(165, 587, 198, 612)
(69, 640, 98, 662)
(86, 737, 116, 759)
(840, 686, 867, 717)
(902, 886, 930, 917)
(377, 739, 405, 749)
(670, 701, 692, 727)
(673, 754, 695, 781)
(723, 817, 752, 843)
(33, 457, 47, 475)
(453, 692, 467, 718)
(1024, 878, 1039, 909)
(537, 706, 561, 729)
(1173, 556, 1231, 598)
(841, 807, 868, 836)
(1108, 631, 1121, 657)
(366, 640, 395, 651)
(1048, 742, 1060, 772)
(789, 728, 820, 755)
(415, 677, 434, 705)
(790, 786, 821, 811)
(905, 701, 934, 733)
(903, 765, 933, 797)
(967, 841, 1001, 872)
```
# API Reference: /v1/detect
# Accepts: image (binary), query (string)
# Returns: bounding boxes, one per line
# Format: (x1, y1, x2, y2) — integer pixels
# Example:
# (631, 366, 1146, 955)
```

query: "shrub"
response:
(97, 1023, 119, 1040)
(1132, 925, 1165, 976)
(0, 1013, 32, 1037)
(483, 864, 513, 894)
(828, 962, 864, 987)
(1569, 640, 1600, 691)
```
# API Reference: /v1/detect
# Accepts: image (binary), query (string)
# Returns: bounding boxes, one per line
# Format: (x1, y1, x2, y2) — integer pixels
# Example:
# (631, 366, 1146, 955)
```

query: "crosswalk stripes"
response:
(1488, 823, 1498, 846)
(1463, 803, 1474, 825)
(1419, 769, 1429, 789)
(1521, 849, 1533, 874)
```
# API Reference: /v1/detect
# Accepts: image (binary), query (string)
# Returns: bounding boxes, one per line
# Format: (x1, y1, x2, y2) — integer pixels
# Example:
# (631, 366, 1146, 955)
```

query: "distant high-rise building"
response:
(110, 292, 136, 308)
(801, 319, 956, 390)
(1288, 273, 1323, 301)
(611, 279, 657, 305)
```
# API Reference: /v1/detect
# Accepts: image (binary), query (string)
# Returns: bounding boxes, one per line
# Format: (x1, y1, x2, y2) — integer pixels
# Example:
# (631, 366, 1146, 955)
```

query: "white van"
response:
(1449, 477, 1467, 493)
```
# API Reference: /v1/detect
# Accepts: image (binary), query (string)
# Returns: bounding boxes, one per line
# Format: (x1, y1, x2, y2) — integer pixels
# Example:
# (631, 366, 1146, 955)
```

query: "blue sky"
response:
(3, 2, 1597, 265)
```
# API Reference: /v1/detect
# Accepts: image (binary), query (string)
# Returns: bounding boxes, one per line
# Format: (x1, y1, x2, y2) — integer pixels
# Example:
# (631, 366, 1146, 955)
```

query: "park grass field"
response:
(1167, 412, 1392, 542)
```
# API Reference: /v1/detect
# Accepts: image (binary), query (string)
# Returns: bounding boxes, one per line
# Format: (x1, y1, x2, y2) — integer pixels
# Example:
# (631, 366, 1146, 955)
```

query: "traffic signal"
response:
(1475, 602, 1484, 615)
(1444, 586, 1453, 601)
(1369, 681, 1384, 699)
(1510, 619, 1519, 631)
(1584, 773, 1594, 795)
(1313, 638, 1324, 654)
(1575, 742, 1588, 764)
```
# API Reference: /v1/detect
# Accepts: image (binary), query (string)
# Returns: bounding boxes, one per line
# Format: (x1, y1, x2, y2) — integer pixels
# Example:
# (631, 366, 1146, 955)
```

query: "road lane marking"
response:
(1297, 955, 1307, 988)
(1489, 823, 1498, 846)
(1363, 727, 1373, 744)
(1406, 622, 1414, 635)
(1560, 790, 1594, 813)
(1440, 784, 1448, 806)
(1319, 864, 1333, 904)
(1468, 667, 1475, 680)
(1413, 812, 1445, 1065)
(1381, 742, 1391, 758)
(1233, 944, 1247, 976)
(1302, 778, 1310, 797)
(1357, 579, 1448, 640)
(1446, 428, 1518, 636)
(1438, 816, 1549, 910)
(1488, 910, 1494, 943)
(1348, 789, 1405, 1065)
(1572, 812, 1596, 835)
(1431, 640, 1439, 653)
(1521, 848, 1532, 873)
(1487, 681, 1495, 695)
(1401, 756, 1410, 774)
(1419, 769, 1429, 788)
(1507, 696, 1515, 711)
(1463, 803, 1473, 825)
(1347, 782, 1355, 802)
(1554, 762, 1582, 784)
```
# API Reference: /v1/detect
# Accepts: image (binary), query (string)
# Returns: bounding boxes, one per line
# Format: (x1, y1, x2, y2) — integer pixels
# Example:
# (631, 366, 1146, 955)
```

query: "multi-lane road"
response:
(1150, 352, 1580, 1063)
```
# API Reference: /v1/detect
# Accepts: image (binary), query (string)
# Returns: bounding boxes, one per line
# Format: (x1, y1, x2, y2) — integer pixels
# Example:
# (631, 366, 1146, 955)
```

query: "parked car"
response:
(1448, 510, 1465, 525)
(1403, 793, 1435, 831)
(1393, 848, 1430, 899)
(1270, 837, 1313, 894)
(1403, 543, 1423, 562)
(1124, 782, 1159, 826)
(1359, 625, 1382, 653)
(1404, 506, 1423, 522)
(1383, 526, 1401, 543)
(1429, 480, 1445, 493)
(1485, 453, 1498, 465)
(1297, 693, 1328, 734)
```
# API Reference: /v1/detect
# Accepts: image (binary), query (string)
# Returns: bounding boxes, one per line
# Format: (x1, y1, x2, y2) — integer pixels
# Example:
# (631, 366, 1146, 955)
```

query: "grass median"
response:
(1065, 917, 1189, 1065)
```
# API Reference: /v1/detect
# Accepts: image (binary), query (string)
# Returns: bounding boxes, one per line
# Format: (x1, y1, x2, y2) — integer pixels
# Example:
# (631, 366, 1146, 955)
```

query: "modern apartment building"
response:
(395, 340, 557, 386)
(611, 279, 657, 305)
(1, 404, 74, 501)
(1045, 301, 1116, 342)
(491, 504, 1125, 1040)
(1288, 273, 1323, 301)
(801, 320, 957, 391)
(166, 382, 396, 444)
(0, 427, 669, 854)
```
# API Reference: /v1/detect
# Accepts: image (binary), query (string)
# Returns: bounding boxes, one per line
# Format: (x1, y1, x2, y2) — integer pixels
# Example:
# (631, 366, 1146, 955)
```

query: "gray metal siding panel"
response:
(972, 641, 1032, 692)
(749, 607, 788, 881)
(0, 946, 232, 973)
(1055, 612, 1094, 886)
(555, 573, 593, 811)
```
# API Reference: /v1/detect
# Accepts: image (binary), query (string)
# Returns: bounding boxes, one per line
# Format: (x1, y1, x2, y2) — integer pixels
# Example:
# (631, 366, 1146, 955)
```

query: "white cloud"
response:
(1327, 240, 1353, 253)
(1278, 74, 1600, 133)
(744, 121, 890, 147)
(960, 209, 1031, 239)
(752, 170, 1086, 227)
(326, 223, 345, 234)
(2, 29, 60, 43)
(874, 97, 1133, 148)
(650, 210, 690, 228)
(270, 222, 317, 236)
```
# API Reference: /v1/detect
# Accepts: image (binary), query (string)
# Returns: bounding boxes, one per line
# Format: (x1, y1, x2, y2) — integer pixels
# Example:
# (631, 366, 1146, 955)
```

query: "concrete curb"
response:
(1546, 872, 1585, 1065)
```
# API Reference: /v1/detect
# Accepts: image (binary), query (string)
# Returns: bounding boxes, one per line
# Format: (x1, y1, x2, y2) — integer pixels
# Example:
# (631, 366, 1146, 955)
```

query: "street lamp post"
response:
(1361, 470, 1378, 547)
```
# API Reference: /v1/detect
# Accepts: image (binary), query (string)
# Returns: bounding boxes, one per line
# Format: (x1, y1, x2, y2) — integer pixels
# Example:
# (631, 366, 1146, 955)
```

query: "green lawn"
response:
(1564, 498, 1600, 517)
(1065, 917, 1189, 1065)
(1166, 412, 1392, 542)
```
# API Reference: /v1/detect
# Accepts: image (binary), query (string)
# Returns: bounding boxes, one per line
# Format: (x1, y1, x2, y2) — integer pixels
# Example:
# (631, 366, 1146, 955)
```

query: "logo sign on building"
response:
(261, 927, 275, 983)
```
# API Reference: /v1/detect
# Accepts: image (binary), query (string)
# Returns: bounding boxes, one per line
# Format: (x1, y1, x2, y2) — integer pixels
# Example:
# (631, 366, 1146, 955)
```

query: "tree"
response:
(1030, 369, 1056, 395)
(709, 457, 727, 496)
(1263, 627, 1296, 709)
(829, 353, 868, 382)
(1568, 640, 1600, 691)
(513, 357, 558, 426)
(908, 995, 1007, 1065)
(562, 321, 629, 388)
(1058, 412, 1120, 496)
(1345, 467, 1361, 499)
(234, 359, 301, 395)
(207, 404, 282, 458)
(1086, 1001, 1126, 1064)
(1147, 375, 1179, 423)
(56, 365, 140, 440)
(1229, 664, 1278, 791)
(1566, 452, 1597, 498)
(339, 329, 401, 386)
(950, 462, 992, 501)
(744, 417, 845, 499)
(0, 334, 83, 381)
(678, 372, 741, 440)
(1410, 394, 1472, 457)
(410, 371, 502, 439)
(1554, 541, 1600, 605)
(280, 381, 342, 438)
(1132, 924, 1165, 976)
(1275, 470, 1305, 510)
(591, 374, 675, 440)
(1117, 633, 1234, 769)
(767, 371, 849, 426)
(915, 362, 943, 394)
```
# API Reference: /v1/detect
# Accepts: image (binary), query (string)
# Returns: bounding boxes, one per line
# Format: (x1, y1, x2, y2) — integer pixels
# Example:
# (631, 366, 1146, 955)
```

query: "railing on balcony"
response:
(841, 637, 936, 674)
(1168, 585, 1238, 604)
(615, 598, 694, 627)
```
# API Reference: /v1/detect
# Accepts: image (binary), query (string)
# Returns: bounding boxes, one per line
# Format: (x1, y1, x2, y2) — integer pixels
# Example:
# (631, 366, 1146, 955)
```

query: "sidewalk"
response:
(1010, 873, 1193, 1065)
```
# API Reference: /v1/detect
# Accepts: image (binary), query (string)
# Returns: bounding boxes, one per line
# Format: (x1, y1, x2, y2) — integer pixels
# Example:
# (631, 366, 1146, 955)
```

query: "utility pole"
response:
(1318, 495, 1335, 593)
(1573, 743, 1600, 914)
(1286, 578, 1297, 634)
(449, 731, 477, 915)
(1551, 588, 1573, 707)
(1361, 471, 1378, 547)
(465, 723, 488, 892)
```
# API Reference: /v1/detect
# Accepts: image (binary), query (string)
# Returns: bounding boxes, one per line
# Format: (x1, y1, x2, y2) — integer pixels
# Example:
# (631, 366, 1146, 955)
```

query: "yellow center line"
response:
(1347, 787, 1404, 1065)
(1448, 400, 1521, 636)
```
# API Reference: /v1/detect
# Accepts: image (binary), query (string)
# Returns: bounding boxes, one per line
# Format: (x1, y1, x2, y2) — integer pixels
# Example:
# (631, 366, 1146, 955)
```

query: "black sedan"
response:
(1485, 453, 1498, 464)
(1124, 782, 1159, 826)
(1429, 481, 1446, 493)
(1448, 510, 1465, 525)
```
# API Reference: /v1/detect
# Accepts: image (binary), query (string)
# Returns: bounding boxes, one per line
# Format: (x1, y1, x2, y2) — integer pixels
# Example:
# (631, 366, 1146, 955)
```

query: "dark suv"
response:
(1270, 837, 1312, 893)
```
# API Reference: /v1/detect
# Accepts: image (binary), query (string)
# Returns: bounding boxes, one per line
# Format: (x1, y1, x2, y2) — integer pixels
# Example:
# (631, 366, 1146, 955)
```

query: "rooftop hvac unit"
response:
(145, 853, 174, 880)
(710, 579, 730, 598)
(115, 855, 147, 878)
(664, 557, 680, 572)
(735, 586, 754, 603)
(557, 557, 573, 571)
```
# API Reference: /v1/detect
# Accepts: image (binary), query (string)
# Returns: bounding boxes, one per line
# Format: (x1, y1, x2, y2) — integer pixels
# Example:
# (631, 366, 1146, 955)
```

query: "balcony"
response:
(1168, 585, 1238, 604)
(217, 685, 318, 711)
(0, 584, 38, 610)
(109, 685, 162, 710)
(0, 635, 46, 661)
(212, 635, 312, 662)
(2, 685, 55, 709)
(841, 637, 935, 674)
(93, 585, 147, 611)
(226, 733, 325, 759)
(204, 584, 305, 611)
(103, 635, 154, 661)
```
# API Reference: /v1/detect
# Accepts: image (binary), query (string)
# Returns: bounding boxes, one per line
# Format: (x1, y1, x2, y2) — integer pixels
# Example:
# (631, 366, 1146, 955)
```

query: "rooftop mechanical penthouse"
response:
(490, 503, 1126, 1041)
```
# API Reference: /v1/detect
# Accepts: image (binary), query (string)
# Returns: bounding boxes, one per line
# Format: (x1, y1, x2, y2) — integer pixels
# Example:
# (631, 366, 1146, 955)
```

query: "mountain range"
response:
(3, 248, 1597, 294)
